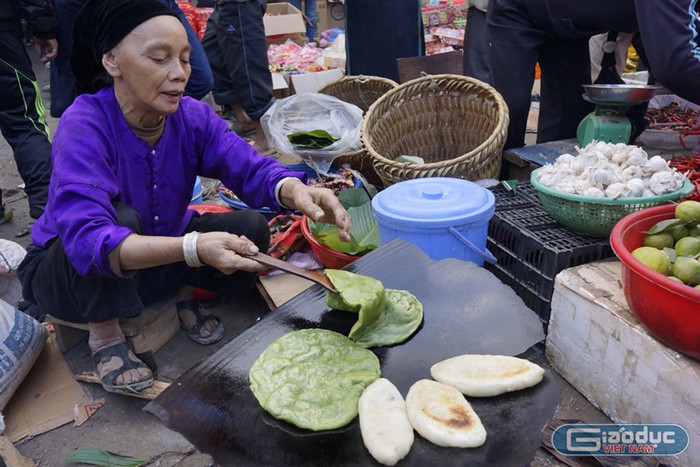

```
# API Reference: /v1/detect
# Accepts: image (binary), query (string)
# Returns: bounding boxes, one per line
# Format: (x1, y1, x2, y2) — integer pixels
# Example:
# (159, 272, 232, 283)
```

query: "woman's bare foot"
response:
(89, 320, 153, 390)
(176, 299, 225, 345)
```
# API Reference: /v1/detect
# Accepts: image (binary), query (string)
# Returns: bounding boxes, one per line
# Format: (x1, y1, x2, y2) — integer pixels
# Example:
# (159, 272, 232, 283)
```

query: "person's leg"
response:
(291, 0, 317, 43)
(487, 0, 543, 149)
(0, 31, 53, 217)
(17, 203, 152, 392)
(49, 0, 84, 117)
(133, 209, 269, 343)
(537, 38, 593, 143)
(212, 0, 275, 153)
(159, 0, 214, 100)
(462, 7, 491, 84)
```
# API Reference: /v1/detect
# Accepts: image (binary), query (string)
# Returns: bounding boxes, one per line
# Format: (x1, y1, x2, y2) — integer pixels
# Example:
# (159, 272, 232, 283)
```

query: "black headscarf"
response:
(71, 0, 177, 95)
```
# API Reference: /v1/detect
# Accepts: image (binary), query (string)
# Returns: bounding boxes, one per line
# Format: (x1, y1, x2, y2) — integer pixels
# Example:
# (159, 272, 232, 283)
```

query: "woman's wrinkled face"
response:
(104, 15, 191, 120)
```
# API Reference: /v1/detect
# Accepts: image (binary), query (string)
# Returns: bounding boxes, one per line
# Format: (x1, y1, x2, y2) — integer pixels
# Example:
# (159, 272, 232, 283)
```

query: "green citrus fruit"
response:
(631, 246, 672, 275)
(675, 236, 700, 256)
(643, 232, 675, 249)
(673, 256, 700, 285)
(668, 225, 689, 243)
(675, 200, 700, 226)
(688, 225, 700, 237)
(667, 276, 684, 283)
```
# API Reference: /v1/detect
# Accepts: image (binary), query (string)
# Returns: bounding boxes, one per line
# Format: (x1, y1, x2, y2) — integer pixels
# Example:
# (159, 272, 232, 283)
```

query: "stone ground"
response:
(0, 48, 612, 466)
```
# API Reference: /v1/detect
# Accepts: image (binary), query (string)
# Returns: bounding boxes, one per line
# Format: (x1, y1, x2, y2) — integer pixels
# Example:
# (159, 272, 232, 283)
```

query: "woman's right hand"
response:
(196, 232, 268, 275)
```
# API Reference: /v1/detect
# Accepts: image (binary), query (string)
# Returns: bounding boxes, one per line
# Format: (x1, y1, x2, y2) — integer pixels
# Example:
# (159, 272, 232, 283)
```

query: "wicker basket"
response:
(361, 74, 509, 187)
(318, 75, 398, 185)
(530, 168, 695, 237)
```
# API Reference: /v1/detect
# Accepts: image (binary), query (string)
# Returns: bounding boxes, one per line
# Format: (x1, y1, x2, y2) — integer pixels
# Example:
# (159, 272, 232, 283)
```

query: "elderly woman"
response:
(17, 0, 351, 395)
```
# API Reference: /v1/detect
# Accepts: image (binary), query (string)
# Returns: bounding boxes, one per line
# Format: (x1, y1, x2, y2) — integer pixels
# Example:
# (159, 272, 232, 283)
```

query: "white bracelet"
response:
(183, 231, 204, 267)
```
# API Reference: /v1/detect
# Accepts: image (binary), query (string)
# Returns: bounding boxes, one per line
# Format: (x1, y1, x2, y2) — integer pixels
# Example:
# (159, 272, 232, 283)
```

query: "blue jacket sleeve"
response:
(636, 0, 700, 104)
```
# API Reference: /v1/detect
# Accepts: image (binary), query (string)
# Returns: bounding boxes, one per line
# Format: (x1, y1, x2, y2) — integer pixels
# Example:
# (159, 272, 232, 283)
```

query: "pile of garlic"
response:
(535, 141, 686, 199)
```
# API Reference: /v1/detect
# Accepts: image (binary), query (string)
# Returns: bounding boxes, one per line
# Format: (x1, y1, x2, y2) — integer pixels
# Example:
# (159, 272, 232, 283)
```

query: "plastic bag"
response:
(261, 93, 363, 174)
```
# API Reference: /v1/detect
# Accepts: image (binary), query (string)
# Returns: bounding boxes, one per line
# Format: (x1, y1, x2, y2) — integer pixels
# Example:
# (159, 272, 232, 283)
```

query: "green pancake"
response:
(325, 270, 424, 348)
(249, 329, 381, 431)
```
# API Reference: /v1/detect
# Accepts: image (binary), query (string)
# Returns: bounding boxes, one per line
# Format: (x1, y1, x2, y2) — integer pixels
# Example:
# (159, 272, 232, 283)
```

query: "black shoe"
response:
(29, 205, 44, 219)
(0, 207, 12, 224)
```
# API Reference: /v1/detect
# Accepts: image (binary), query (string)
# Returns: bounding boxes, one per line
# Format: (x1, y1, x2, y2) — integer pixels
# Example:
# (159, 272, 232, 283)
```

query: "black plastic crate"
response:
(487, 183, 614, 324)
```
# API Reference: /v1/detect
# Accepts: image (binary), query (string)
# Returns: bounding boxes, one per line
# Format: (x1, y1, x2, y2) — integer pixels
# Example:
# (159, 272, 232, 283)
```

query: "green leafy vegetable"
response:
(308, 188, 380, 254)
(64, 449, 145, 466)
(287, 129, 339, 149)
(325, 270, 423, 348)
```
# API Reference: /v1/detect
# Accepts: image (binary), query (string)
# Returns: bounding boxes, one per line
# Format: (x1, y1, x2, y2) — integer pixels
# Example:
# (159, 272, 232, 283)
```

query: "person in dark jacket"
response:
(0, 0, 56, 220)
(201, 0, 275, 155)
(487, 0, 700, 149)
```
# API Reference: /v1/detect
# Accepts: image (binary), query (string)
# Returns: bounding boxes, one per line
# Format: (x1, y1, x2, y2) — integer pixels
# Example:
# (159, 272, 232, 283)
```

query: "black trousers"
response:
(17, 205, 270, 324)
(201, 0, 274, 120)
(487, 0, 593, 149)
(0, 29, 53, 209)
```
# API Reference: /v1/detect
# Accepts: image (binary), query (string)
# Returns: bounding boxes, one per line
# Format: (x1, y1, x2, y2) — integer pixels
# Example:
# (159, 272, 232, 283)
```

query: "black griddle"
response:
(145, 239, 561, 466)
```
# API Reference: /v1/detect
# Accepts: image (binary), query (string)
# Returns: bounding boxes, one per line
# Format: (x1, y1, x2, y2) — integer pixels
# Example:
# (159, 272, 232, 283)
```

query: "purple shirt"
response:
(31, 88, 305, 278)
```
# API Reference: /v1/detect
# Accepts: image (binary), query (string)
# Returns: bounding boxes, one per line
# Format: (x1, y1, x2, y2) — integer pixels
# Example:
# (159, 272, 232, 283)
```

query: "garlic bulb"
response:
(539, 141, 684, 198)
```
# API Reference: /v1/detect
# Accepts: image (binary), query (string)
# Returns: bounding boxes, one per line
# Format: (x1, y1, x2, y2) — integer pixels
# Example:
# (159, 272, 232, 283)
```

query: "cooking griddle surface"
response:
(145, 239, 560, 466)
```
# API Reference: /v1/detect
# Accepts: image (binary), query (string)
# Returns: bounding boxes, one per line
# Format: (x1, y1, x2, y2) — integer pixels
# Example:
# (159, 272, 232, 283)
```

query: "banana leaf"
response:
(308, 189, 380, 255)
(64, 449, 146, 466)
(287, 129, 339, 149)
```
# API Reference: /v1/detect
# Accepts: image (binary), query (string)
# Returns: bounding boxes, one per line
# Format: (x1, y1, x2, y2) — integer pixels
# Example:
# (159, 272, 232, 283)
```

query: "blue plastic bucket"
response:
(371, 178, 496, 266)
(191, 176, 203, 205)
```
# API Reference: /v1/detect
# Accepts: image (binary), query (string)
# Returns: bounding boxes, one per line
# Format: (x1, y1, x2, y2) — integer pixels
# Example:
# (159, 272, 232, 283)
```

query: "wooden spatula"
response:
(246, 252, 337, 293)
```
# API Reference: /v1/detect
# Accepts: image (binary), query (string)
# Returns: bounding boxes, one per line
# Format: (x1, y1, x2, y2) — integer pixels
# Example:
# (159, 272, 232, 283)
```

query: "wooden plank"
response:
(46, 299, 180, 355)
(0, 435, 35, 467)
(396, 50, 463, 84)
(126, 307, 179, 354)
(74, 372, 170, 400)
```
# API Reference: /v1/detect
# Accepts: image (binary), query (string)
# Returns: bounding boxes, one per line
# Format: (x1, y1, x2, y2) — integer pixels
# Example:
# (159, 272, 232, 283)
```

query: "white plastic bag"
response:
(0, 240, 27, 306)
(261, 93, 363, 174)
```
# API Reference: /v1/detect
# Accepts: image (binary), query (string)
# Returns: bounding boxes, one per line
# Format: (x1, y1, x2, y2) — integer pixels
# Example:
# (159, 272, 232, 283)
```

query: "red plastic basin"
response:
(610, 204, 700, 361)
(300, 215, 357, 269)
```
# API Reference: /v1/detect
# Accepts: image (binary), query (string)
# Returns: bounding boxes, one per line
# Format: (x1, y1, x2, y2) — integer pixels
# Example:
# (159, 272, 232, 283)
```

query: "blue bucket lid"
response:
(371, 178, 495, 228)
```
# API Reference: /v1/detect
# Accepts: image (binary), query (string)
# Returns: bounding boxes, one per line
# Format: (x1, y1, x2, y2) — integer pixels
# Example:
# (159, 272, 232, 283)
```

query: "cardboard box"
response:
(264, 3, 306, 37)
(3, 337, 90, 442)
(317, 0, 345, 34)
(290, 68, 343, 94)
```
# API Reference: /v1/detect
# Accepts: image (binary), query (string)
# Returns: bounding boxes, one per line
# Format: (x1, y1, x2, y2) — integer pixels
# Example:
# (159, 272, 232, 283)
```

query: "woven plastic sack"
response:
(261, 93, 363, 174)
(0, 298, 47, 411)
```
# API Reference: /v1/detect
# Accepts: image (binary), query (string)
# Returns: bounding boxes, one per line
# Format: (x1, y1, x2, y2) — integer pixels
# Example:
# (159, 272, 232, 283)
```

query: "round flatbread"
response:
(359, 378, 414, 466)
(406, 379, 487, 448)
(430, 354, 545, 397)
(249, 329, 381, 431)
(325, 269, 423, 347)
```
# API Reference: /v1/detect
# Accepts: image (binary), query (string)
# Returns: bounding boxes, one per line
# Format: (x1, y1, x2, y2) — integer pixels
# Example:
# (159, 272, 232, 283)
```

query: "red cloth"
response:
(267, 214, 307, 260)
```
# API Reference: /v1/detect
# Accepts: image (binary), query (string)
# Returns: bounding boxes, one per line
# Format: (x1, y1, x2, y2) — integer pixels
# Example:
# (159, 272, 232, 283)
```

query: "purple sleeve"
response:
(50, 114, 133, 278)
(636, 0, 700, 104)
(193, 105, 307, 210)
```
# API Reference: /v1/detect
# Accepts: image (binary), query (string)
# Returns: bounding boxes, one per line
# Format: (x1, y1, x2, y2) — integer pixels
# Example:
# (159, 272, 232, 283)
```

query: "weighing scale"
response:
(577, 84, 662, 146)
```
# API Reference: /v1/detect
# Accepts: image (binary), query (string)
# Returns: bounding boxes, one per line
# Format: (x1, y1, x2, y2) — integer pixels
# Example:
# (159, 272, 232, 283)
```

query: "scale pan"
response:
(583, 84, 663, 103)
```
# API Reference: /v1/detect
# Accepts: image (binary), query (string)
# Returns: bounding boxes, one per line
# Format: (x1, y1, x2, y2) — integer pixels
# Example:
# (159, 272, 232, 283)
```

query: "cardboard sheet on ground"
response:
(3, 337, 90, 442)
(144, 239, 560, 466)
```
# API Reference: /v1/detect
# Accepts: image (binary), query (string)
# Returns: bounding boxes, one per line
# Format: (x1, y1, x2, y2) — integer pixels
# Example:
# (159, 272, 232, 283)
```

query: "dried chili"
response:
(647, 102, 700, 131)
(669, 154, 700, 201)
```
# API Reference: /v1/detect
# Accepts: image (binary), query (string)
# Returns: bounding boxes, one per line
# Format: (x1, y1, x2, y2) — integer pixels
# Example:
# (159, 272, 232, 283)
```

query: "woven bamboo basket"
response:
(317, 75, 398, 185)
(361, 74, 509, 187)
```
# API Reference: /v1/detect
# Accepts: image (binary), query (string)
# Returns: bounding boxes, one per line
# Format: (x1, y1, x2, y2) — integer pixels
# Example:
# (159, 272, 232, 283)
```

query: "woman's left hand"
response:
(280, 179, 351, 242)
